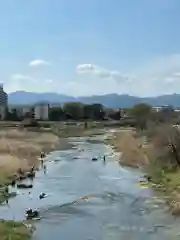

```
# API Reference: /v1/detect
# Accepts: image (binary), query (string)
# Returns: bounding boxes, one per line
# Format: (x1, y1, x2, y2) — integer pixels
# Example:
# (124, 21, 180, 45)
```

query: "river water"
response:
(0, 130, 180, 239)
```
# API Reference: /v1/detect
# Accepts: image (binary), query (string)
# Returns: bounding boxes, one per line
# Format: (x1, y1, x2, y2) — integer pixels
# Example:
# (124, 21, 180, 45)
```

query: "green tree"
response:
(63, 102, 84, 120)
(90, 103, 104, 120)
(83, 104, 95, 119)
(6, 108, 20, 121)
(128, 103, 152, 130)
(107, 109, 121, 120)
(149, 106, 175, 124)
(49, 107, 63, 121)
(83, 103, 105, 120)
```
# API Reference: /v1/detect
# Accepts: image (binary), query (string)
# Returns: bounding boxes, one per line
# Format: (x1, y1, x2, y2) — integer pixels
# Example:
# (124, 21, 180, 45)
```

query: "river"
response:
(0, 130, 180, 239)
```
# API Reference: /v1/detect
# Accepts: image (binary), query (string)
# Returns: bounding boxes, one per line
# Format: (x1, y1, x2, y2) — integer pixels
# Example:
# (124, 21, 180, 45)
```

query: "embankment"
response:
(0, 128, 72, 185)
(108, 129, 149, 168)
(108, 128, 180, 215)
(0, 126, 79, 238)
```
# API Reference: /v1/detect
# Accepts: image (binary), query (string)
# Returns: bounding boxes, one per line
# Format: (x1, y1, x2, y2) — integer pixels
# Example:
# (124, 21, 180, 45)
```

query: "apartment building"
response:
(0, 84, 8, 120)
(34, 103, 49, 120)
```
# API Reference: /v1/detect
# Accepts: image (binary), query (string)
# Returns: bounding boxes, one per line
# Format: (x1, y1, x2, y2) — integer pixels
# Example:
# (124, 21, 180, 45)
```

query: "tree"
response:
(107, 109, 121, 120)
(150, 124, 180, 169)
(90, 103, 105, 120)
(83, 104, 94, 119)
(24, 112, 32, 119)
(11, 109, 19, 121)
(49, 107, 63, 121)
(63, 102, 84, 120)
(149, 106, 176, 125)
(6, 108, 20, 121)
(128, 103, 152, 130)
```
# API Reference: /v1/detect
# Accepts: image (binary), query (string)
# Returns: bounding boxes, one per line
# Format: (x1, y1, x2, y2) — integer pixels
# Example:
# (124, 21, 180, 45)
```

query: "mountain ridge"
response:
(7, 91, 180, 108)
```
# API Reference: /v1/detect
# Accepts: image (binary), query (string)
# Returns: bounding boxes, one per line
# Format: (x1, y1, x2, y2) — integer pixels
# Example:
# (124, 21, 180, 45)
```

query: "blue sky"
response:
(1, 0, 180, 96)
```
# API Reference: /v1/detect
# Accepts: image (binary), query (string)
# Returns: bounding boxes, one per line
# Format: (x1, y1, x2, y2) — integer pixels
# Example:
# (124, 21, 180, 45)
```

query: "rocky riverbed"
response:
(0, 130, 180, 240)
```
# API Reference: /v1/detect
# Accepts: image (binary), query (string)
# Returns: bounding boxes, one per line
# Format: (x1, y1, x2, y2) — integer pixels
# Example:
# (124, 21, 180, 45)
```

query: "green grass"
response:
(0, 191, 17, 203)
(149, 170, 180, 215)
(146, 165, 180, 194)
(0, 171, 17, 203)
(0, 220, 31, 240)
(160, 171, 180, 192)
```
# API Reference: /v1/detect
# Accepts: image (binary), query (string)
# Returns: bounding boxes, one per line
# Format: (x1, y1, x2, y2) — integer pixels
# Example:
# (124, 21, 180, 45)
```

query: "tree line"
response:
(4, 102, 178, 126)
(49, 103, 106, 121)
(126, 103, 177, 130)
(4, 102, 121, 121)
(127, 103, 180, 175)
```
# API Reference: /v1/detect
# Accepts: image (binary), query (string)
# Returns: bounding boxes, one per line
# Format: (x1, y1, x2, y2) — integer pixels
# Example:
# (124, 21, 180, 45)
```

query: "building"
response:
(152, 105, 174, 113)
(21, 106, 33, 118)
(152, 106, 162, 112)
(0, 106, 6, 120)
(0, 84, 7, 106)
(34, 103, 49, 120)
(0, 84, 8, 120)
(8, 105, 33, 119)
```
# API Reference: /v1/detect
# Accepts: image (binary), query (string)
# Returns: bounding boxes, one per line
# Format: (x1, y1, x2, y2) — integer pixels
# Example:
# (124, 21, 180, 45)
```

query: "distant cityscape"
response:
(0, 84, 50, 120)
(0, 84, 180, 121)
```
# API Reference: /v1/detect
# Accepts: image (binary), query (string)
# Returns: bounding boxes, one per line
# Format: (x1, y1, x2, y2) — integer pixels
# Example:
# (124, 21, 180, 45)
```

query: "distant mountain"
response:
(8, 91, 76, 105)
(7, 91, 180, 108)
(79, 94, 140, 108)
(80, 93, 180, 108)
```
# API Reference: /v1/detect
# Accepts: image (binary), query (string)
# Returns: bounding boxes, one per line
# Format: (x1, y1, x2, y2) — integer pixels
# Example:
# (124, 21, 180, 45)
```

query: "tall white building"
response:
(0, 84, 7, 106)
(34, 104, 49, 120)
(0, 84, 8, 120)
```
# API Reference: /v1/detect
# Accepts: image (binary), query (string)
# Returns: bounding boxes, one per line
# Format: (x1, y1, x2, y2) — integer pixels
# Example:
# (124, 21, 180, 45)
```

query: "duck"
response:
(25, 208, 39, 220)
(39, 192, 47, 200)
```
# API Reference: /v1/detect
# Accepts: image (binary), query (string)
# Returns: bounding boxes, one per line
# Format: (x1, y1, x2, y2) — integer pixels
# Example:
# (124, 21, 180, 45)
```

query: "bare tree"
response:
(150, 124, 180, 169)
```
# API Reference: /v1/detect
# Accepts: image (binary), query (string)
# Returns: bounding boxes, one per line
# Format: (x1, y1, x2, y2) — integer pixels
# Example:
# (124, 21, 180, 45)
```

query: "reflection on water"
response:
(0, 131, 180, 239)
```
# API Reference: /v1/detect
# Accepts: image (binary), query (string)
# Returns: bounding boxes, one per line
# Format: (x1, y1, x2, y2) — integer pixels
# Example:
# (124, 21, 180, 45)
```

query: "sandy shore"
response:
(0, 129, 71, 184)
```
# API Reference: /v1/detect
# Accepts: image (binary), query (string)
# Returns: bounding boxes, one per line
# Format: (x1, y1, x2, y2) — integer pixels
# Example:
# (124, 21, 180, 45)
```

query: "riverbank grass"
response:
(0, 169, 17, 203)
(109, 127, 180, 215)
(0, 220, 31, 240)
(0, 129, 59, 176)
(150, 169, 180, 193)
(107, 129, 148, 168)
(0, 129, 61, 203)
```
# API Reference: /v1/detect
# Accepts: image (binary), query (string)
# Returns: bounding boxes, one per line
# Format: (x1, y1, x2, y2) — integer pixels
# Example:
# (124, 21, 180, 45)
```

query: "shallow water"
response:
(0, 131, 180, 239)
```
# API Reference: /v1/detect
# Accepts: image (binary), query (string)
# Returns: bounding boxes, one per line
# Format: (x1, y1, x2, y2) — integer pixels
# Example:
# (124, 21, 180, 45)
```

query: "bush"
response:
(147, 124, 180, 170)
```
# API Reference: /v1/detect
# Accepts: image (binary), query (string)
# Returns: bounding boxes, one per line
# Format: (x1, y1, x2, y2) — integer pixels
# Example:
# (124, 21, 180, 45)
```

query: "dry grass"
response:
(109, 127, 180, 215)
(0, 129, 59, 183)
(109, 130, 149, 168)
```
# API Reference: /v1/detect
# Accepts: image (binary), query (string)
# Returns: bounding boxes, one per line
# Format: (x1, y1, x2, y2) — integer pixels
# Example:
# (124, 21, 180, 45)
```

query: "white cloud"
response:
(5, 54, 180, 97)
(45, 79, 53, 83)
(76, 54, 180, 97)
(7, 74, 38, 93)
(76, 64, 131, 82)
(29, 59, 51, 67)
(11, 74, 36, 82)
(128, 54, 180, 96)
(7, 74, 57, 93)
(76, 64, 95, 73)
(173, 72, 180, 77)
